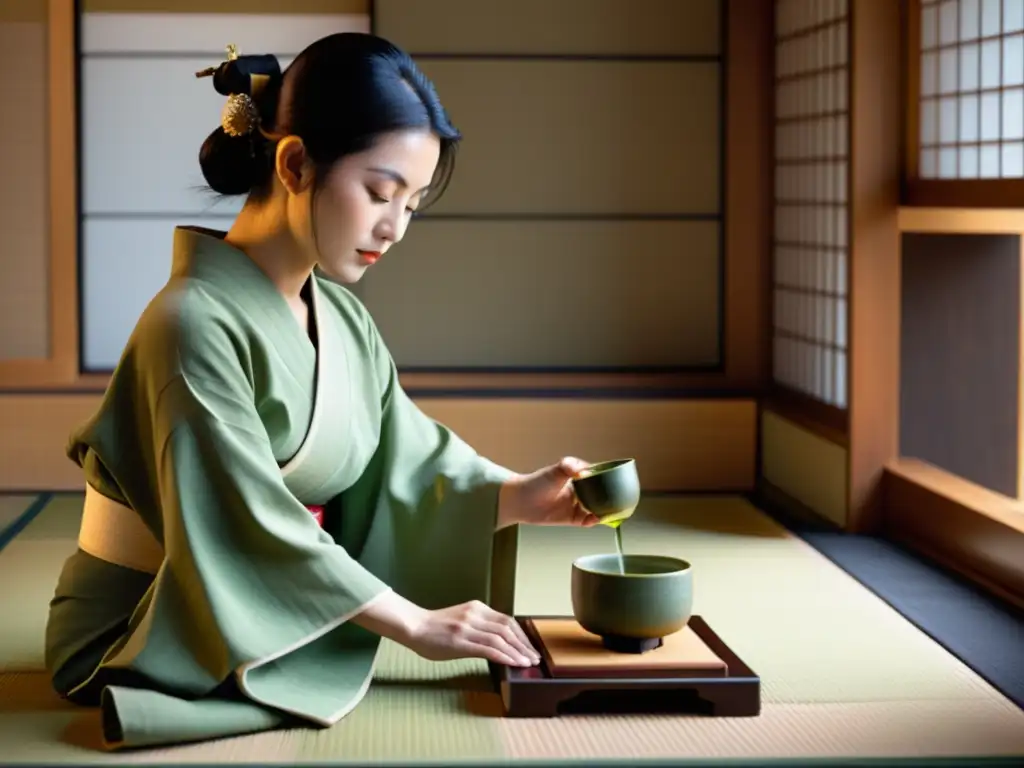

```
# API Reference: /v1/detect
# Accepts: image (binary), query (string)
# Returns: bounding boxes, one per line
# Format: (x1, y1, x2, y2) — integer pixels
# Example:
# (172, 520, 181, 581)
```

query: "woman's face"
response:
(310, 128, 441, 283)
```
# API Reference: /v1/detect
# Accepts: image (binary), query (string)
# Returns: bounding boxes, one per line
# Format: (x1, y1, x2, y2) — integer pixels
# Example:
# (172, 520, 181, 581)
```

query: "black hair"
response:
(197, 33, 461, 209)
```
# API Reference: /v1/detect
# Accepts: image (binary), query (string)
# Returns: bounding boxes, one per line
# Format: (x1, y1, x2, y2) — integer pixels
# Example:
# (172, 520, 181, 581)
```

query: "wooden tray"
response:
(527, 617, 730, 678)
(490, 615, 760, 718)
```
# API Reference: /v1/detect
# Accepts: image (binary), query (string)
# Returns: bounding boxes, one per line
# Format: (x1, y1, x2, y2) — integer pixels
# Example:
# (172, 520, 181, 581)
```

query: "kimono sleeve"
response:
(330, 309, 518, 612)
(96, 317, 395, 705)
(151, 372, 394, 654)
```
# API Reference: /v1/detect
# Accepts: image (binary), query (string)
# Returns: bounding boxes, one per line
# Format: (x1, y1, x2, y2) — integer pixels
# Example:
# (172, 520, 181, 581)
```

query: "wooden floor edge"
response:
(748, 480, 845, 533)
(882, 464, 1024, 614)
(757, 473, 1024, 618)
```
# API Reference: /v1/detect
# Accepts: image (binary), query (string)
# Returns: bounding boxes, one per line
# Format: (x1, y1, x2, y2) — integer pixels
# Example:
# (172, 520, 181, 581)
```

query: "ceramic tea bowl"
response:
(571, 458, 641, 527)
(571, 553, 693, 643)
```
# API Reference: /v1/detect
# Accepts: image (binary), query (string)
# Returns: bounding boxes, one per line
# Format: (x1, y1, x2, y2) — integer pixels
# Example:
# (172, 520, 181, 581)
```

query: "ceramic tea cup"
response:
(571, 458, 641, 527)
(571, 553, 693, 641)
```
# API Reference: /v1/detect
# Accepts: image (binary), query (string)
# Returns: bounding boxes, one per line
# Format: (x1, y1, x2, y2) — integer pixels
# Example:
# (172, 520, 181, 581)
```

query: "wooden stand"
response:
(490, 615, 761, 718)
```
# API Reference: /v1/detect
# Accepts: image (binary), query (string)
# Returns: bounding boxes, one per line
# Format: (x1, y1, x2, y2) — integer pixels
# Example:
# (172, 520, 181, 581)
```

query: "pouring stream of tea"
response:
(604, 518, 626, 574)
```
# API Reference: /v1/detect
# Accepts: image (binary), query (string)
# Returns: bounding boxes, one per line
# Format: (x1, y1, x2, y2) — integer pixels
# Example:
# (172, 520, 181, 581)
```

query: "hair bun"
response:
(199, 128, 262, 195)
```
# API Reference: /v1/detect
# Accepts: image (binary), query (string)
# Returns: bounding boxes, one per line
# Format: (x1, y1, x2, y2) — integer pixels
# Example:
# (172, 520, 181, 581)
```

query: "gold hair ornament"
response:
(221, 93, 260, 137)
(196, 44, 262, 137)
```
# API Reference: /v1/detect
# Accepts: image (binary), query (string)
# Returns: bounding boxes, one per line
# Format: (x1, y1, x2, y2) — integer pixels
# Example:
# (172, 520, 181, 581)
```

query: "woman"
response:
(44, 32, 598, 751)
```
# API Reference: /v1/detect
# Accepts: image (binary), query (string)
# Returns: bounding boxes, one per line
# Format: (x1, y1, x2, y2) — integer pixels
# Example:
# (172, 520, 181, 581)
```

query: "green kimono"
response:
(44, 226, 514, 750)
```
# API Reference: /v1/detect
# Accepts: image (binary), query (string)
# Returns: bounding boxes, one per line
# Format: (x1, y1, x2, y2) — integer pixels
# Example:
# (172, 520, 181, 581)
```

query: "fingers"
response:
(461, 633, 524, 667)
(462, 601, 540, 667)
(557, 458, 600, 527)
(505, 614, 541, 657)
(480, 622, 538, 666)
(561, 458, 602, 526)
(484, 616, 541, 663)
(465, 627, 536, 667)
(573, 498, 601, 527)
(558, 456, 591, 477)
(476, 603, 539, 660)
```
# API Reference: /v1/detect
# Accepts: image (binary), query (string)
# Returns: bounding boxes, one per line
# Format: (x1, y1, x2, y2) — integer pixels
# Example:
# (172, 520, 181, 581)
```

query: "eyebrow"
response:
(368, 166, 431, 194)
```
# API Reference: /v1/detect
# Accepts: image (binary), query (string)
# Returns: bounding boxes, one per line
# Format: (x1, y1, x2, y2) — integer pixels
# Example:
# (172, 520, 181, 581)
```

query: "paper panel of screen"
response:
(919, 0, 1024, 178)
(772, 0, 849, 409)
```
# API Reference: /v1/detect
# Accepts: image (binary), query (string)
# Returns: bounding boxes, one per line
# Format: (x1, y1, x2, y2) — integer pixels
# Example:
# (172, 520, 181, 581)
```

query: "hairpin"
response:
(194, 43, 239, 79)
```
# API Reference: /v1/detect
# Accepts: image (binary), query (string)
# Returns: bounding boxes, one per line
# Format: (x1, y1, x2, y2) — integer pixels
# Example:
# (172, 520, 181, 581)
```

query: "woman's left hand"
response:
(497, 457, 601, 529)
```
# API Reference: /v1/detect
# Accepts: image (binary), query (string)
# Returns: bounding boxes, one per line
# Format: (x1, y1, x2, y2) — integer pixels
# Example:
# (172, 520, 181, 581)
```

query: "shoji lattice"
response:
(918, 0, 1024, 179)
(772, 0, 850, 408)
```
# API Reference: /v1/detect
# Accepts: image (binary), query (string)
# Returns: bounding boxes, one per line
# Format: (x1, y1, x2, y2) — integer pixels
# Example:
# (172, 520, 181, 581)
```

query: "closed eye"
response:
(368, 187, 418, 215)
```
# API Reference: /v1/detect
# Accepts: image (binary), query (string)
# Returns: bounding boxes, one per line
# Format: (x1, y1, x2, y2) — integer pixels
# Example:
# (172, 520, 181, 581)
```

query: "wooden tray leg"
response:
(502, 685, 566, 718)
(693, 682, 761, 717)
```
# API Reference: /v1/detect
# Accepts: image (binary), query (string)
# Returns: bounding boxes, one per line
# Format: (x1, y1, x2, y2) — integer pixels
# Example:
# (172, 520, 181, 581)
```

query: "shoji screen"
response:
(77, 4, 369, 372)
(917, 0, 1024, 179)
(370, 0, 725, 372)
(772, 0, 850, 408)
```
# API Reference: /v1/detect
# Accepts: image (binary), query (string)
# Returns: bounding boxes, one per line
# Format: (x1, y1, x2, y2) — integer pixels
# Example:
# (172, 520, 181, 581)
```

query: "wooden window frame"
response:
(886, 207, 1024, 612)
(902, 0, 1024, 209)
(891, 0, 1024, 610)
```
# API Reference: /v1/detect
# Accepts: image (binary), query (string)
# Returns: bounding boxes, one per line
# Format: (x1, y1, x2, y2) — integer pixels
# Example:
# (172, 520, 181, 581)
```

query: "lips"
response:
(358, 250, 381, 264)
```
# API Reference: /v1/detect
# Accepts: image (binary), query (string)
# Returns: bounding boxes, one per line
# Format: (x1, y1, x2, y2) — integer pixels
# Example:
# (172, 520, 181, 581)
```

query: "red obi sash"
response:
(307, 504, 325, 528)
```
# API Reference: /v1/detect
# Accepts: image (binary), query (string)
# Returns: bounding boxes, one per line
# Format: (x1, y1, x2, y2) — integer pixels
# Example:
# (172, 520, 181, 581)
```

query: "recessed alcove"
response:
(899, 230, 1022, 498)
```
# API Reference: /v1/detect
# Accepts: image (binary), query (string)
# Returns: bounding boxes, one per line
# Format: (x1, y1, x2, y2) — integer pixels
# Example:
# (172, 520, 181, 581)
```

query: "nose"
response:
(374, 206, 411, 247)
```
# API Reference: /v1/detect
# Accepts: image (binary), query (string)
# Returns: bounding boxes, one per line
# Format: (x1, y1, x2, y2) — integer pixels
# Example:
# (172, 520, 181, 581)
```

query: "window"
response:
(906, 0, 1024, 205)
(771, 0, 850, 416)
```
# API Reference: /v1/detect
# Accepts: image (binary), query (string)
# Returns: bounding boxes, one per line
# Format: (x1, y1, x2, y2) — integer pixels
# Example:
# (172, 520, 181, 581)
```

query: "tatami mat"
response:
(0, 494, 38, 532)
(497, 699, 1024, 761)
(796, 530, 1024, 711)
(0, 493, 1022, 764)
(0, 493, 51, 550)
(0, 495, 81, 673)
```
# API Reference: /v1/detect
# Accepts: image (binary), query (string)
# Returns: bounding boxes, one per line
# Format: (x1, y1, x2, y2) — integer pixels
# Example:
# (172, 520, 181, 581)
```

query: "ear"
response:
(274, 136, 316, 195)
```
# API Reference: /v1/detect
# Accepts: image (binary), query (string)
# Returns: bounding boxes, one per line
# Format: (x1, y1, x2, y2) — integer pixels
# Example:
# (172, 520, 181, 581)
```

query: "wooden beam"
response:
(847, 0, 902, 533)
(724, 0, 773, 390)
(48, 0, 79, 383)
(899, 207, 1024, 235)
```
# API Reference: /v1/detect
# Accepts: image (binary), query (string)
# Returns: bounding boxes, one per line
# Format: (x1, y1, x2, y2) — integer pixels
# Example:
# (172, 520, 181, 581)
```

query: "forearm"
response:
(349, 588, 427, 645)
(495, 474, 525, 531)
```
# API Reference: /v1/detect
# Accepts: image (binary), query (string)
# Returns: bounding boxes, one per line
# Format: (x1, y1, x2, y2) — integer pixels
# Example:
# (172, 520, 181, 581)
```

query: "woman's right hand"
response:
(405, 600, 541, 667)
(353, 590, 541, 667)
